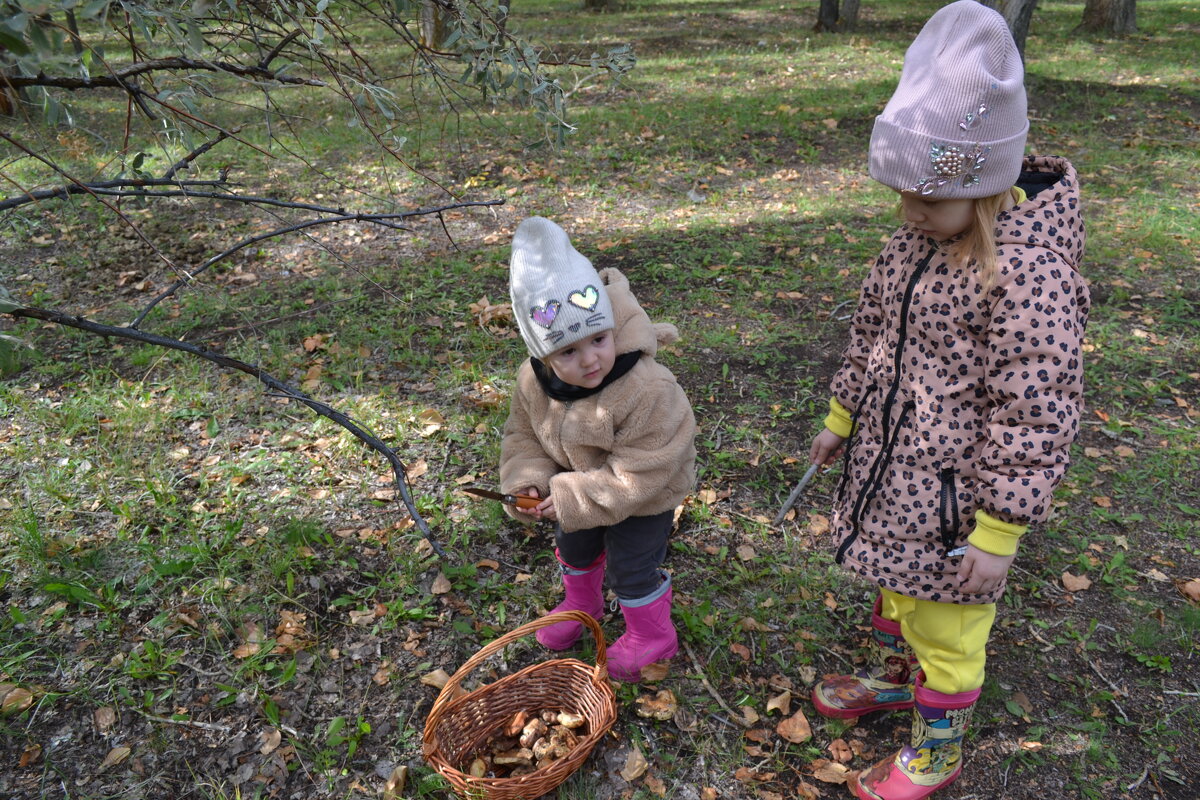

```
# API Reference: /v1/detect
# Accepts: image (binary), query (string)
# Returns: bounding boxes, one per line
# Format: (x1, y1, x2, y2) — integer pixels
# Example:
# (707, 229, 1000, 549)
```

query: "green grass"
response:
(2, 0, 1199, 797)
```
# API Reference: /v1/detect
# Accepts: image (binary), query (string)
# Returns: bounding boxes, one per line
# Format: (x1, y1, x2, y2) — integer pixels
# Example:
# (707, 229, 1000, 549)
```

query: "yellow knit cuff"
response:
(823, 397, 855, 439)
(967, 510, 1027, 557)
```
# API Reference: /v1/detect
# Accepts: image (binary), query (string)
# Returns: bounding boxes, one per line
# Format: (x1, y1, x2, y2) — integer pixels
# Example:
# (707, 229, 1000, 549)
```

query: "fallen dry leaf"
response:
(94, 707, 117, 733)
(383, 765, 408, 800)
(640, 661, 671, 682)
(794, 780, 822, 800)
(1180, 578, 1200, 604)
(372, 661, 394, 686)
(232, 622, 264, 659)
(766, 690, 791, 716)
(776, 708, 812, 743)
(807, 513, 831, 536)
(259, 727, 282, 755)
(811, 758, 851, 783)
(416, 408, 445, 436)
(406, 458, 428, 480)
(828, 738, 854, 763)
(619, 746, 649, 780)
(99, 745, 131, 771)
(1062, 572, 1092, 592)
(430, 572, 452, 594)
(737, 544, 756, 561)
(420, 668, 451, 689)
(348, 608, 376, 626)
(673, 706, 699, 732)
(1, 686, 34, 714)
(18, 743, 41, 768)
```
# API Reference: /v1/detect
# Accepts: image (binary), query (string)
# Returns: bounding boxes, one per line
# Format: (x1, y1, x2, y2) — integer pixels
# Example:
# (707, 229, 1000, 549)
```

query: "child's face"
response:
(544, 329, 616, 389)
(899, 192, 975, 242)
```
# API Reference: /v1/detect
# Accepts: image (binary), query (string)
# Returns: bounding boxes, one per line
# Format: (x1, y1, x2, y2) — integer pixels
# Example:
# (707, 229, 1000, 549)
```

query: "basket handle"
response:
(428, 610, 608, 720)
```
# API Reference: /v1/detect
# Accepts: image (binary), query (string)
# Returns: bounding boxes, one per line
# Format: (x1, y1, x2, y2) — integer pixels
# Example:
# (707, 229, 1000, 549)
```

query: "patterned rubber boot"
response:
(849, 672, 980, 800)
(535, 551, 606, 651)
(607, 572, 678, 683)
(812, 595, 919, 718)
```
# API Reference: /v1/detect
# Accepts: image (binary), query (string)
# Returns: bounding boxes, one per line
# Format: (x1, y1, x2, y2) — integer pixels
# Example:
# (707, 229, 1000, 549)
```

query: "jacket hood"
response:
(997, 155, 1085, 271)
(603, 267, 679, 359)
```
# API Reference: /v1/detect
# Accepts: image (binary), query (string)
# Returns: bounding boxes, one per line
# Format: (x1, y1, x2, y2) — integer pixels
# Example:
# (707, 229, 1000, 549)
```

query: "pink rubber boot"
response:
(536, 550, 606, 651)
(812, 595, 918, 718)
(849, 672, 980, 800)
(608, 572, 679, 683)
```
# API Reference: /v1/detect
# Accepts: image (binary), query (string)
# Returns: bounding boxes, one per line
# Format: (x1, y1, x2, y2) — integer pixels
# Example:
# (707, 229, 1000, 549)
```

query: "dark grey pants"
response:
(555, 509, 673, 600)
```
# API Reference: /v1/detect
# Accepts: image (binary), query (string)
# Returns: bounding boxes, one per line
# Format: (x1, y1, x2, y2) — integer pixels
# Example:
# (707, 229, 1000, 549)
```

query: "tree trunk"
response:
(980, 0, 1038, 60)
(419, 1, 450, 48)
(839, 0, 861, 31)
(814, 0, 859, 32)
(1077, 0, 1137, 34)
(814, 0, 839, 31)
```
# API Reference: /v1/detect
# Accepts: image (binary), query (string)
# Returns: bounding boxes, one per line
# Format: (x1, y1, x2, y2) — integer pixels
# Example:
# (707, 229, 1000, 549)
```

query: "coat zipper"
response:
(836, 244, 936, 564)
(938, 465, 961, 555)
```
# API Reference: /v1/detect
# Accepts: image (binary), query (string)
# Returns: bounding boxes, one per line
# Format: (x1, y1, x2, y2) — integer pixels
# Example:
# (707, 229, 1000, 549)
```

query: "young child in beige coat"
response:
(500, 216, 696, 683)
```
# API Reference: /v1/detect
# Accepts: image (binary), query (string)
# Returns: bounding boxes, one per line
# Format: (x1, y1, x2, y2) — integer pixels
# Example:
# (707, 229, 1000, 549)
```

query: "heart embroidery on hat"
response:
(530, 300, 561, 329)
(568, 285, 599, 311)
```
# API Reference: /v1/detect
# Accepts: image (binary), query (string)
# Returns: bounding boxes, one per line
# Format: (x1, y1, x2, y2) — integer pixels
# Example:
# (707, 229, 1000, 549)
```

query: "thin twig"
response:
(682, 639, 750, 728)
(1126, 763, 1150, 792)
(1087, 659, 1130, 724)
(136, 711, 232, 733)
(162, 131, 232, 180)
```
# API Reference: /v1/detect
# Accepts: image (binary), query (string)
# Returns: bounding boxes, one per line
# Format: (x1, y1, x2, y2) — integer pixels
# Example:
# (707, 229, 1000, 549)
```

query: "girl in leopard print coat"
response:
(805, 4, 1089, 800)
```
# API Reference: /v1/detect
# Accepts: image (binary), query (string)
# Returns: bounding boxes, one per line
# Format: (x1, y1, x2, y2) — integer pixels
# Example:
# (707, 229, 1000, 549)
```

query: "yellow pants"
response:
(880, 588, 996, 695)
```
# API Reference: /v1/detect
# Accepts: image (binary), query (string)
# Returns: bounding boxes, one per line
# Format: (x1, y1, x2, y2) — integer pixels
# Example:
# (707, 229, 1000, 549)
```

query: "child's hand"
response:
(534, 494, 556, 522)
(514, 488, 557, 522)
(957, 544, 1016, 595)
(514, 487, 541, 517)
(810, 428, 847, 466)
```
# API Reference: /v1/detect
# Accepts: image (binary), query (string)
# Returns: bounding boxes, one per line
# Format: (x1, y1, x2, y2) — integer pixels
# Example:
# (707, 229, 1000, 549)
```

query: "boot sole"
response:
(810, 692, 915, 719)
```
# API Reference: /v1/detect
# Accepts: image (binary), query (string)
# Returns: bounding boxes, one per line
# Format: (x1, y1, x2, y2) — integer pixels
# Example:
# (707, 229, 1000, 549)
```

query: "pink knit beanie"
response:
(869, 0, 1028, 198)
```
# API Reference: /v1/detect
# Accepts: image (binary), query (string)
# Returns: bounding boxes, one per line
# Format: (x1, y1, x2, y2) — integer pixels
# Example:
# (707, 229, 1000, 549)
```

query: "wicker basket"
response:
(422, 610, 617, 799)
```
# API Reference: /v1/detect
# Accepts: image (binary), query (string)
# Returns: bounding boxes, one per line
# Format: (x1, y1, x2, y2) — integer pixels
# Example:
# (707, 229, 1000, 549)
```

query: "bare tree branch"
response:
(5, 57, 326, 91)
(130, 199, 503, 328)
(4, 304, 450, 561)
(163, 131, 233, 180)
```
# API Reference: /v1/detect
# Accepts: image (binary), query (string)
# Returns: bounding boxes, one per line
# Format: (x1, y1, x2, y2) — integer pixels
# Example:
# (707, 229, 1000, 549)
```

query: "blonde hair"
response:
(948, 188, 1020, 289)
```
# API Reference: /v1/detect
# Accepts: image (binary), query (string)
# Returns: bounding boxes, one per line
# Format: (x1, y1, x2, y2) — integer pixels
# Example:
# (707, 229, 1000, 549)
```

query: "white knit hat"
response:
(509, 217, 614, 359)
(869, 0, 1028, 199)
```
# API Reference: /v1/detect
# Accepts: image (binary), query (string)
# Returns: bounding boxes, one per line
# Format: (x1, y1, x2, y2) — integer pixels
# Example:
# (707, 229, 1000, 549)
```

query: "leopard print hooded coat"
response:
(830, 155, 1089, 605)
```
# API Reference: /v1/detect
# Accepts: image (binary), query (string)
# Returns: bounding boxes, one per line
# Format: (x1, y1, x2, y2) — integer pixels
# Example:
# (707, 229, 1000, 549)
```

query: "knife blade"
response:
(463, 487, 541, 510)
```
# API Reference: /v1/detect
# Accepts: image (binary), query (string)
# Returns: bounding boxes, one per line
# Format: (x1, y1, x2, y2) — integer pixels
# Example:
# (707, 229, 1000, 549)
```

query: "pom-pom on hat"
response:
(869, 0, 1028, 199)
(509, 216, 614, 359)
